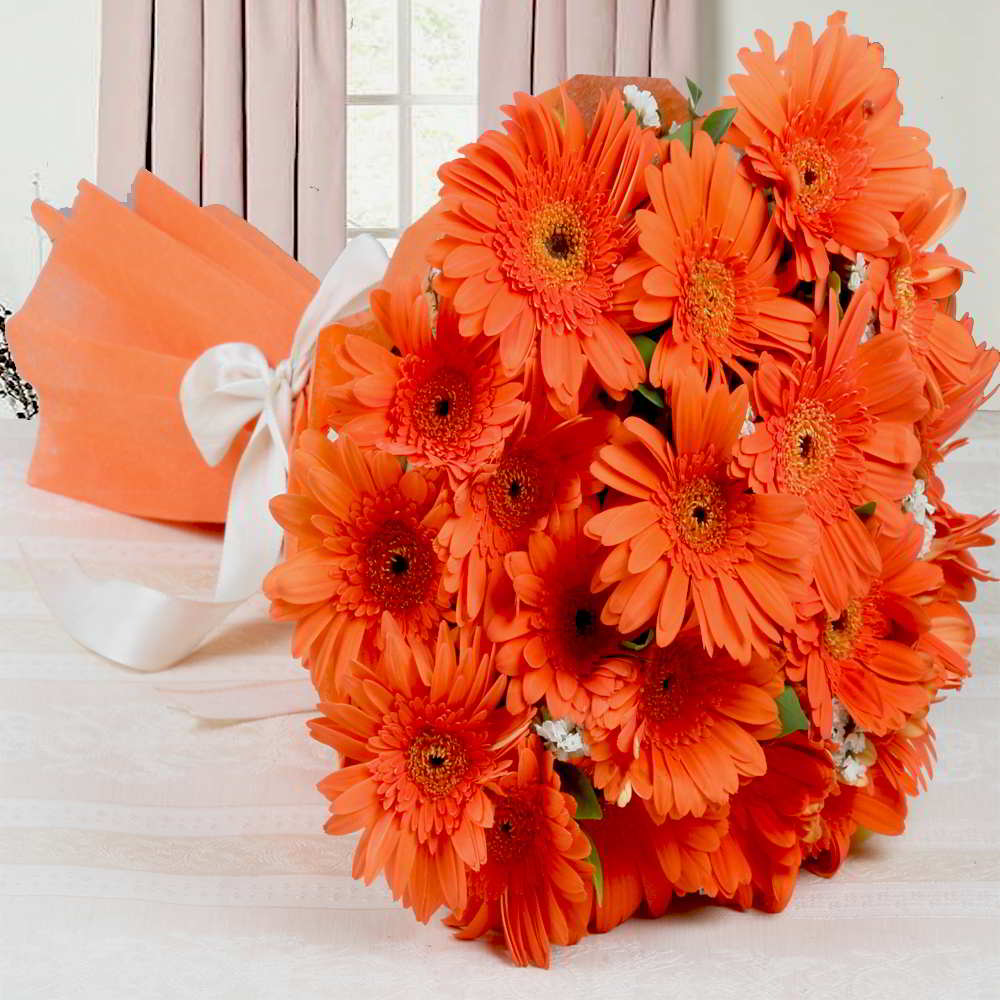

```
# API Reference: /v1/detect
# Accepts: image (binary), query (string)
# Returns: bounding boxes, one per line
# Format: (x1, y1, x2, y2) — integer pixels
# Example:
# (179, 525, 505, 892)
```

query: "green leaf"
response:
(635, 383, 664, 408)
(632, 334, 657, 371)
(585, 832, 605, 905)
(666, 118, 694, 153)
(854, 500, 877, 520)
(685, 77, 703, 110)
(623, 629, 653, 651)
(556, 763, 603, 820)
(776, 685, 809, 736)
(701, 107, 738, 144)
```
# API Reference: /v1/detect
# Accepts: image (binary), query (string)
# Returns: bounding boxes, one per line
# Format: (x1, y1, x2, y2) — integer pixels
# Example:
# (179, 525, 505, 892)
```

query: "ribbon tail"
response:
(21, 547, 248, 672)
(155, 678, 318, 720)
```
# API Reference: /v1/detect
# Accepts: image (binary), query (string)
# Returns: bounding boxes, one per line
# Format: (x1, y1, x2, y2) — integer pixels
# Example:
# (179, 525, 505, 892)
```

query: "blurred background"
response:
(1, 0, 996, 404)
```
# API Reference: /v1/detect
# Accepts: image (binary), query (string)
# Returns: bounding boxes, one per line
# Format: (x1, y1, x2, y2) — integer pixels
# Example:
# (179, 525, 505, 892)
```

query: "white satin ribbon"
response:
(25, 234, 388, 673)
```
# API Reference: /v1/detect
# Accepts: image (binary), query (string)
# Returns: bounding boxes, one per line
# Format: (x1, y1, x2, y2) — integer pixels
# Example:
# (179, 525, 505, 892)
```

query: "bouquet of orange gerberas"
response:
(264, 12, 997, 967)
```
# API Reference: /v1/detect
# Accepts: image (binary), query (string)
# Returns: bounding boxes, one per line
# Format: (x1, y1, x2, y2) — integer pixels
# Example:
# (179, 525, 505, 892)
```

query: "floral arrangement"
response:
(263, 13, 996, 967)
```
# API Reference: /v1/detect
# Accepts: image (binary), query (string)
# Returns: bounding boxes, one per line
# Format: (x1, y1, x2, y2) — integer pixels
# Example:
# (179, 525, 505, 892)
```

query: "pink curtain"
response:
(97, 0, 346, 277)
(478, 0, 699, 133)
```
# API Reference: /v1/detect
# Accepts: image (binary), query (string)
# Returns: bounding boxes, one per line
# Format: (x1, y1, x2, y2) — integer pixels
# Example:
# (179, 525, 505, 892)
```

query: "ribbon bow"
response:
(26, 235, 388, 672)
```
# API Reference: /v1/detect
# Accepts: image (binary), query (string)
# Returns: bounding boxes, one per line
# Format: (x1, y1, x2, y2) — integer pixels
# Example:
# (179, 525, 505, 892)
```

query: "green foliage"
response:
(635, 383, 665, 408)
(665, 118, 694, 154)
(854, 501, 877, 520)
(585, 833, 605, 905)
(776, 686, 809, 736)
(557, 763, 603, 820)
(701, 107, 738, 144)
(633, 334, 657, 370)
(623, 629, 653, 651)
(685, 77, 703, 111)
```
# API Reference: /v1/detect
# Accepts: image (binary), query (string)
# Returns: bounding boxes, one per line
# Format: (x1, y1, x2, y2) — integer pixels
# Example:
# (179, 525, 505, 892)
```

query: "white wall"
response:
(0, 0, 100, 311)
(696, 0, 998, 405)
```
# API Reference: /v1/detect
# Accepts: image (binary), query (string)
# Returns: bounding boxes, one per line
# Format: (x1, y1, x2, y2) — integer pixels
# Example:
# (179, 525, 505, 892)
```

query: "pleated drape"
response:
(96, 0, 346, 277)
(478, 0, 699, 133)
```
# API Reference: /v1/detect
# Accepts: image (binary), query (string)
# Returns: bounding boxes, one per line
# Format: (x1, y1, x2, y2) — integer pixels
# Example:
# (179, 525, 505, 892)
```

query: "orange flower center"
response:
(406, 729, 470, 798)
(363, 519, 437, 611)
(486, 452, 548, 532)
(529, 201, 589, 284)
(893, 266, 917, 320)
(823, 600, 863, 660)
(779, 400, 838, 495)
(672, 476, 728, 553)
(486, 794, 538, 864)
(410, 366, 475, 443)
(680, 258, 737, 346)
(789, 138, 838, 217)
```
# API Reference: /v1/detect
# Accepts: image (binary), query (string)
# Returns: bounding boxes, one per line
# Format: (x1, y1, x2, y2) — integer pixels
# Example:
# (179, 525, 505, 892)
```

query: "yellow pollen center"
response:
(790, 138, 838, 216)
(363, 520, 436, 611)
(529, 201, 588, 284)
(486, 453, 547, 532)
(823, 600, 863, 660)
(486, 795, 538, 864)
(893, 266, 917, 320)
(406, 730, 469, 798)
(779, 400, 838, 495)
(681, 258, 737, 345)
(411, 367, 474, 443)
(673, 477, 728, 553)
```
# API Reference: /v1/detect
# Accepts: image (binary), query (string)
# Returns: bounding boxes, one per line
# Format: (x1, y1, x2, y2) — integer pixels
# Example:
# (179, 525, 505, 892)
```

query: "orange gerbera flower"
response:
(587, 368, 815, 660)
(927, 502, 998, 603)
(622, 130, 814, 385)
(488, 504, 635, 725)
(916, 330, 998, 508)
(788, 515, 941, 737)
(446, 739, 592, 968)
(715, 732, 834, 912)
(263, 430, 451, 699)
(587, 632, 783, 820)
(920, 598, 975, 691)
(440, 406, 615, 622)
(326, 281, 524, 480)
(430, 90, 658, 407)
(583, 798, 732, 932)
(726, 13, 931, 290)
(733, 288, 929, 615)
(310, 618, 532, 923)
(867, 168, 975, 405)
(805, 717, 934, 877)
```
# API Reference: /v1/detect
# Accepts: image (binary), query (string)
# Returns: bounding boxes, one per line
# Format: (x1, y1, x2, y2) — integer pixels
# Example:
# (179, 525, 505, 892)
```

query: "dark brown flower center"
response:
(406, 730, 469, 798)
(364, 519, 437, 611)
(486, 795, 538, 864)
(672, 477, 728, 553)
(486, 453, 548, 533)
(411, 366, 475, 443)
(779, 399, 838, 495)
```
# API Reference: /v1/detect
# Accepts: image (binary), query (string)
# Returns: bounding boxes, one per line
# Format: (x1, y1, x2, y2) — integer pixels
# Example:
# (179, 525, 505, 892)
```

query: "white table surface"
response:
(1, 415, 997, 999)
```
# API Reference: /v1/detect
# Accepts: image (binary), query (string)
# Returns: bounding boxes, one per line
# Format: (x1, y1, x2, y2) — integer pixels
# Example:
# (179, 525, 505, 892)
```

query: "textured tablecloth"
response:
(1, 415, 997, 999)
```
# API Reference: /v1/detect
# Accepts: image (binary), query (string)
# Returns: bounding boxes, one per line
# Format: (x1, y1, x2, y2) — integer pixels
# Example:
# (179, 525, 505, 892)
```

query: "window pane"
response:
(347, 0, 397, 95)
(411, 104, 478, 219)
(348, 106, 399, 228)
(411, 0, 479, 95)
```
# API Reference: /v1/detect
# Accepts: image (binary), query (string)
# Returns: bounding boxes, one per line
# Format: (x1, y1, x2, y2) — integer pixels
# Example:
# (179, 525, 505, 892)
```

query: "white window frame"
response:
(346, 0, 478, 243)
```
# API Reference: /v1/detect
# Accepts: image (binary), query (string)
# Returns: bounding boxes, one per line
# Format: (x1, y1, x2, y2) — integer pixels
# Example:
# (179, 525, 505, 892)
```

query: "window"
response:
(347, 0, 479, 253)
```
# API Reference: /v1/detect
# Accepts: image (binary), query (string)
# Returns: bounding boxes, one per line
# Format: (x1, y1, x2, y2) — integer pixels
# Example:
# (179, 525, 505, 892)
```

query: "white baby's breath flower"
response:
(623, 84, 661, 130)
(902, 478, 937, 558)
(847, 258, 869, 292)
(535, 717, 589, 762)
(739, 403, 757, 438)
(829, 698, 875, 786)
